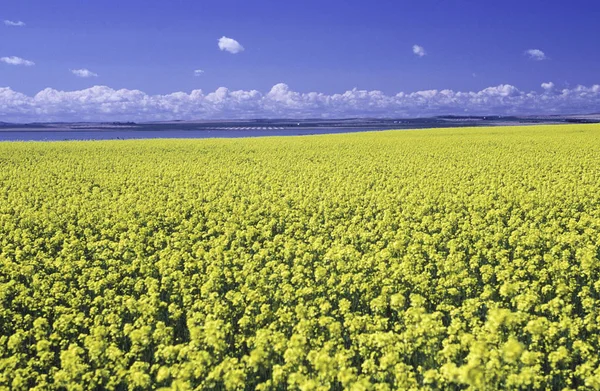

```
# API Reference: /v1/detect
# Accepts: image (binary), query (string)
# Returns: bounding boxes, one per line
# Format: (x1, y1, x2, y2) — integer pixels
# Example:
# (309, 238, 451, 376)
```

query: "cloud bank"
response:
(71, 68, 99, 78)
(526, 49, 546, 61)
(4, 20, 25, 27)
(218, 36, 244, 54)
(1, 83, 599, 122)
(1, 56, 35, 66)
(413, 45, 426, 57)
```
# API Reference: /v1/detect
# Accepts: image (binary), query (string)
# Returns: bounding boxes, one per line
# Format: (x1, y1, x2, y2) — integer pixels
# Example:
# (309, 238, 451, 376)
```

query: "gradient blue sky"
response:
(1, 0, 600, 121)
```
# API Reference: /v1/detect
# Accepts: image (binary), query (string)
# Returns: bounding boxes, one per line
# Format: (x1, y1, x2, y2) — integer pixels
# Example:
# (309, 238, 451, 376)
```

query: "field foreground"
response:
(1, 125, 600, 390)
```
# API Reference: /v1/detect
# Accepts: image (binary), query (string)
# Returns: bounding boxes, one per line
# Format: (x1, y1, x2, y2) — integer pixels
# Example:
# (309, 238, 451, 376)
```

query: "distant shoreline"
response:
(1, 115, 599, 133)
(1, 116, 599, 141)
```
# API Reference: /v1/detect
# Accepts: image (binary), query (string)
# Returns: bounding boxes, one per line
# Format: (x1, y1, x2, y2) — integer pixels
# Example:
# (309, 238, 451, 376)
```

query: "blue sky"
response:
(1, 0, 600, 121)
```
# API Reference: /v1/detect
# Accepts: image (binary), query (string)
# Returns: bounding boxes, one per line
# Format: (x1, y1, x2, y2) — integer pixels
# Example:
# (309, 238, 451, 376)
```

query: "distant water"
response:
(0, 128, 390, 142)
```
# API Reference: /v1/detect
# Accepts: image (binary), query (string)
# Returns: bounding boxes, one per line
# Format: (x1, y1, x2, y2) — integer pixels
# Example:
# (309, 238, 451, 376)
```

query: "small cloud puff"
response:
(413, 45, 426, 57)
(1, 56, 35, 66)
(194, 69, 204, 76)
(526, 49, 547, 61)
(71, 69, 99, 78)
(4, 20, 25, 27)
(218, 36, 244, 54)
(541, 82, 554, 91)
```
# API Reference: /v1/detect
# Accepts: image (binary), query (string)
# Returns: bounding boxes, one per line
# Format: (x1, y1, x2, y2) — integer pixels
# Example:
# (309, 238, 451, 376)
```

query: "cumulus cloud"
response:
(1, 83, 600, 122)
(541, 82, 554, 91)
(4, 20, 25, 27)
(526, 49, 547, 61)
(218, 36, 244, 54)
(413, 45, 426, 57)
(71, 68, 99, 78)
(1, 56, 35, 66)
(194, 69, 204, 76)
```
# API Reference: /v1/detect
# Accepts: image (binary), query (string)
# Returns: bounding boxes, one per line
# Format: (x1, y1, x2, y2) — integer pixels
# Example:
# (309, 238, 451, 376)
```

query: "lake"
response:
(0, 127, 390, 141)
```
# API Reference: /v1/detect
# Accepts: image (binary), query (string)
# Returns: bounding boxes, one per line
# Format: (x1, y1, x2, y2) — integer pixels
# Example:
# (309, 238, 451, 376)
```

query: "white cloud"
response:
(194, 69, 204, 76)
(541, 82, 554, 91)
(1, 83, 600, 122)
(218, 36, 244, 54)
(4, 20, 25, 27)
(1, 56, 35, 66)
(70, 69, 99, 78)
(526, 49, 547, 61)
(413, 45, 426, 57)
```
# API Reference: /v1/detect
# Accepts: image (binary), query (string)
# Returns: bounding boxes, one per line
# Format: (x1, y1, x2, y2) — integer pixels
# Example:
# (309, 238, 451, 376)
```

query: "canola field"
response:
(1, 125, 600, 390)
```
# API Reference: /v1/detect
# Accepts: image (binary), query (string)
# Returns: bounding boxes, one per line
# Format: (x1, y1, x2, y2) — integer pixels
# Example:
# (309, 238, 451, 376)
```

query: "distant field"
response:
(1, 125, 600, 390)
